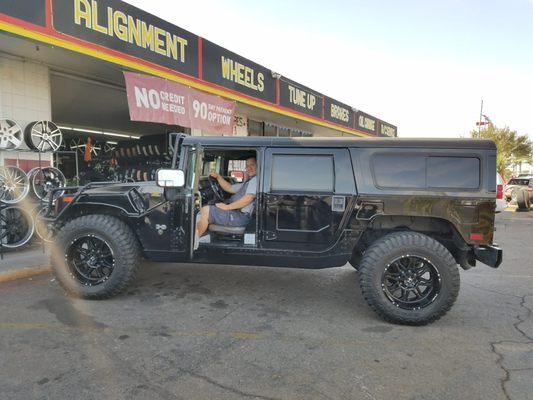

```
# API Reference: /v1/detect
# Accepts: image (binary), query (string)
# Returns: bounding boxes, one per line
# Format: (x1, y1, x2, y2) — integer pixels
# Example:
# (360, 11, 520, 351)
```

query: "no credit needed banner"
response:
(124, 72, 235, 135)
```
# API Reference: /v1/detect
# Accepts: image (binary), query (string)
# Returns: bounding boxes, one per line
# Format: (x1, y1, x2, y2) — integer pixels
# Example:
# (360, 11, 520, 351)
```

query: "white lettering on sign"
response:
(220, 56, 265, 92)
(74, 0, 189, 63)
(359, 115, 376, 131)
(134, 86, 186, 115)
(192, 100, 233, 126)
(381, 124, 396, 137)
(330, 104, 350, 123)
(288, 85, 316, 110)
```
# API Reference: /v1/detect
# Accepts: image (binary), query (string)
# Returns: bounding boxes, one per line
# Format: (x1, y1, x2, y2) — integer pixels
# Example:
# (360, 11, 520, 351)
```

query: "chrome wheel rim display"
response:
(25, 121, 63, 152)
(0, 118, 24, 150)
(29, 167, 66, 200)
(0, 207, 35, 248)
(0, 166, 30, 204)
(32, 204, 55, 243)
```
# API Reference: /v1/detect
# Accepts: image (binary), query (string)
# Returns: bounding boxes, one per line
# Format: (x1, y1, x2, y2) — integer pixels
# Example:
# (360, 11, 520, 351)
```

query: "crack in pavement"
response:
(464, 282, 523, 299)
(489, 295, 533, 400)
(180, 369, 282, 400)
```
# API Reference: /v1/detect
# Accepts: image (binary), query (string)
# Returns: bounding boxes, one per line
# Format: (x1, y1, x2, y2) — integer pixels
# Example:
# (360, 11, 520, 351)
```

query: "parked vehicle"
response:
(496, 173, 506, 213)
(504, 176, 533, 210)
(48, 136, 502, 326)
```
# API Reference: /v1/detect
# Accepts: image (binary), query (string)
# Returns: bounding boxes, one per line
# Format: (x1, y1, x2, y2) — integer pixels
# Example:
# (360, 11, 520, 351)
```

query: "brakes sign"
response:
(124, 72, 235, 135)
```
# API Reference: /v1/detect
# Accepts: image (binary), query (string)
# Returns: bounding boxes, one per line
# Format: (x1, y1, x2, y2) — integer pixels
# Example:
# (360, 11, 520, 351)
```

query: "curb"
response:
(0, 265, 52, 284)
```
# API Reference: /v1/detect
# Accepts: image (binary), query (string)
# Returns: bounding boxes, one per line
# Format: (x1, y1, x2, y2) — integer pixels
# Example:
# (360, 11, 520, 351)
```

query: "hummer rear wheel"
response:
(51, 214, 141, 299)
(358, 231, 460, 325)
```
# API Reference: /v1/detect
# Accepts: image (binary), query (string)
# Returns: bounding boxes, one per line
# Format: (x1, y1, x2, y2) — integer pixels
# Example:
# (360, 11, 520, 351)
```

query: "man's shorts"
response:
(208, 206, 251, 227)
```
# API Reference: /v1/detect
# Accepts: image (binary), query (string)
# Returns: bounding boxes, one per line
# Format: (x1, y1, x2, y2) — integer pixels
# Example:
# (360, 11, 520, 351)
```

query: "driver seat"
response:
(208, 225, 246, 235)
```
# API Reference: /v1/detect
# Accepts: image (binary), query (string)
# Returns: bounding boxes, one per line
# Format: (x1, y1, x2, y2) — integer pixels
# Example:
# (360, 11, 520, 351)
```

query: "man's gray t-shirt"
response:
(230, 176, 257, 215)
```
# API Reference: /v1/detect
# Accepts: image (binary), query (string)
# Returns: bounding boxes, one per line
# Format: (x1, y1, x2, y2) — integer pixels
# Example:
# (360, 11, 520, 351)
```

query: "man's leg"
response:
(197, 205, 210, 237)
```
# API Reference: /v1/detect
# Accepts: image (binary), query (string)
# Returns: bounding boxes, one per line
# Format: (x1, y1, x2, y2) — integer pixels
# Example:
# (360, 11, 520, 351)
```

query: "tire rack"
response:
(0, 149, 78, 259)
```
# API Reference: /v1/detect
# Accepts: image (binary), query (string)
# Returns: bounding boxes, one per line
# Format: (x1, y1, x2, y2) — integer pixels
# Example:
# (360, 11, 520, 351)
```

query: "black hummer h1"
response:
(49, 135, 502, 325)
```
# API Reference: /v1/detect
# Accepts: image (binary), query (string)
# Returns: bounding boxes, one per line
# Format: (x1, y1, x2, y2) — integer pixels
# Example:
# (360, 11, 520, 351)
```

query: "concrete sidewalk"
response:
(0, 245, 51, 282)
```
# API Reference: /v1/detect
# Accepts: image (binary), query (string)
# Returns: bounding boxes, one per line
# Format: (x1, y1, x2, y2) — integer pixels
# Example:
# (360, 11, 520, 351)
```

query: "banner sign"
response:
(355, 110, 378, 136)
(324, 97, 353, 128)
(279, 78, 323, 118)
(0, 0, 46, 26)
(379, 121, 397, 137)
(202, 39, 276, 103)
(52, 0, 199, 76)
(124, 72, 235, 135)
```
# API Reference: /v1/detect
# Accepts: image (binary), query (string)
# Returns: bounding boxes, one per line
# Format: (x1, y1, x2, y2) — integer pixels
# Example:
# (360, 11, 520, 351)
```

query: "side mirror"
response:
(156, 169, 185, 188)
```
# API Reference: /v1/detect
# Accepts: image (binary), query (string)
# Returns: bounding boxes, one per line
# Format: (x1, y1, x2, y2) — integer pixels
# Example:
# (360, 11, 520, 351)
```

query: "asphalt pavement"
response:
(0, 211, 532, 400)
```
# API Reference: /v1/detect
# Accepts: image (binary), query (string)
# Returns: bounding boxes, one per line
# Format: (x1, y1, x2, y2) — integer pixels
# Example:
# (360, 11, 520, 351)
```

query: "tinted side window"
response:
(427, 157, 480, 189)
(373, 155, 426, 188)
(271, 155, 334, 192)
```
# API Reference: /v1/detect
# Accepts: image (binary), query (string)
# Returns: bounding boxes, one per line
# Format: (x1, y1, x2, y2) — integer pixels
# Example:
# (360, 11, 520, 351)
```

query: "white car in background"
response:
(496, 173, 506, 213)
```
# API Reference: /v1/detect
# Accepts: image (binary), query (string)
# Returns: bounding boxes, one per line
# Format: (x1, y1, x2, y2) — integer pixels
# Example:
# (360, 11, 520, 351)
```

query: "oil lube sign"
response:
(52, 0, 199, 76)
(0, 0, 46, 26)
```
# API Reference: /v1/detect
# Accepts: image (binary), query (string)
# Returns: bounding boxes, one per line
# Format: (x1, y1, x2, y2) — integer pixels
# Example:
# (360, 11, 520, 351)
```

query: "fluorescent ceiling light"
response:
(58, 125, 141, 139)
(73, 127, 101, 134)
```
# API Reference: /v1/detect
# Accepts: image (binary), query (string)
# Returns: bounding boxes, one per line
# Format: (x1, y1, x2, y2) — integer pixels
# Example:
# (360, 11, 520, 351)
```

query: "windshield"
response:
(508, 179, 530, 186)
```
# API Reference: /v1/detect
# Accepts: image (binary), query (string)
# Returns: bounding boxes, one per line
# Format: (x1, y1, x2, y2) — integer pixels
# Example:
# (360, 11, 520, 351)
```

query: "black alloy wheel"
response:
(358, 231, 460, 325)
(381, 255, 441, 310)
(66, 235, 115, 286)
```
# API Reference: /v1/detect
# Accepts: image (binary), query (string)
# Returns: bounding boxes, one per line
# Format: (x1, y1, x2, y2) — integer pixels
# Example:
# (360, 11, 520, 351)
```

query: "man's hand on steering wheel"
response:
(208, 172, 226, 201)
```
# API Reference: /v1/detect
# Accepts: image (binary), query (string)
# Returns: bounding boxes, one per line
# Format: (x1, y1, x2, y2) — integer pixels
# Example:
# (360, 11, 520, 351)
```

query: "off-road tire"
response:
(516, 189, 530, 212)
(51, 214, 141, 299)
(358, 231, 460, 325)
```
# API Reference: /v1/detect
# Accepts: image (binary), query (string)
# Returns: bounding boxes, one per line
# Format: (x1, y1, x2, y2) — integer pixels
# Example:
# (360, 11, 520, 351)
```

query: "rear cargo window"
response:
(427, 157, 480, 189)
(372, 154, 481, 190)
(271, 154, 334, 192)
(372, 155, 426, 188)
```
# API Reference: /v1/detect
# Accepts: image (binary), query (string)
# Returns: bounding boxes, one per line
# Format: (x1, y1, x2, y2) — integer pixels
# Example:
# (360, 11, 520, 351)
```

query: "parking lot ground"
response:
(0, 211, 532, 400)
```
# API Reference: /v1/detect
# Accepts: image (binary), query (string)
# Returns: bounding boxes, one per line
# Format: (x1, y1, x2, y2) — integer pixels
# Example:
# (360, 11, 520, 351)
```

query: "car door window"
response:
(271, 154, 334, 192)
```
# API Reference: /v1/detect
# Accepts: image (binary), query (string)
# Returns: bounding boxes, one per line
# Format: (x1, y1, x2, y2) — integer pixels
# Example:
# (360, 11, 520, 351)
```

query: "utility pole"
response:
(478, 99, 484, 135)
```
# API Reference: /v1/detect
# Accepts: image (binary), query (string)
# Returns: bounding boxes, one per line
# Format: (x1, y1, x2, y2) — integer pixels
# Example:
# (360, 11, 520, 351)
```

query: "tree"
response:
(470, 125, 532, 179)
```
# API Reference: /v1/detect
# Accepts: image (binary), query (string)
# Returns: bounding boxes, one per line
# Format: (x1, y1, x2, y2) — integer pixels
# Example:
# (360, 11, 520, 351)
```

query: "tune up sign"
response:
(124, 72, 235, 135)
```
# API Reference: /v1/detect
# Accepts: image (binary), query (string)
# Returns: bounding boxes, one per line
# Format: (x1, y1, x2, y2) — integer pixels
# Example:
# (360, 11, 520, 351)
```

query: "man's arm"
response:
(216, 194, 255, 211)
(210, 172, 236, 193)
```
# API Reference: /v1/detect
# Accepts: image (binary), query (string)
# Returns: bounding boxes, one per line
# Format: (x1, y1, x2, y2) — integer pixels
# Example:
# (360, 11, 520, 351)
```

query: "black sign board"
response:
(202, 39, 276, 103)
(324, 97, 353, 128)
(279, 78, 323, 118)
(52, 0, 198, 76)
(355, 110, 379, 136)
(379, 121, 397, 137)
(0, 0, 46, 26)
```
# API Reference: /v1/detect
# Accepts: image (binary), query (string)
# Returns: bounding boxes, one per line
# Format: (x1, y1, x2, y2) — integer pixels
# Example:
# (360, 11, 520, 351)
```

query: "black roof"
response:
(181, 136, 496, 150)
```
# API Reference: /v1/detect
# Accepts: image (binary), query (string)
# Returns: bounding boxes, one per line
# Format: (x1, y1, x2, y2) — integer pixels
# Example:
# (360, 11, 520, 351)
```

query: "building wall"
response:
(0, 55, 53, 169)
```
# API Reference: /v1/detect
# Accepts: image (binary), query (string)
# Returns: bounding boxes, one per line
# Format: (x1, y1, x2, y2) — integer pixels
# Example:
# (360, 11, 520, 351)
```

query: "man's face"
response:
(246, 157, 257, 177)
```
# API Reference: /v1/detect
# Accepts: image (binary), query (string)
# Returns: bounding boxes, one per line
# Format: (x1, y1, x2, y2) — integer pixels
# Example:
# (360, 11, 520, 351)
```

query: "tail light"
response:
(496, 184, 503, 199)
(528, 186, 533, 193)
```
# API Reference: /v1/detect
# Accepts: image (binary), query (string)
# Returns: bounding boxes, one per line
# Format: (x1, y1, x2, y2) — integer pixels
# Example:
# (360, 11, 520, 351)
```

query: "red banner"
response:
(124, 72, 235, 135)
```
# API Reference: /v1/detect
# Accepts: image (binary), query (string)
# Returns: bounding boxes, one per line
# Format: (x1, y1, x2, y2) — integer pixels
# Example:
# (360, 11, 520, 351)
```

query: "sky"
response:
(128, 0, 533, 139)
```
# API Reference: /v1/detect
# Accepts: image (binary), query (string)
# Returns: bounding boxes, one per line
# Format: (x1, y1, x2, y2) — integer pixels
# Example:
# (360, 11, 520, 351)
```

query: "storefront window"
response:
(264, 123, 277, 137)
(248, 120, 263, 136)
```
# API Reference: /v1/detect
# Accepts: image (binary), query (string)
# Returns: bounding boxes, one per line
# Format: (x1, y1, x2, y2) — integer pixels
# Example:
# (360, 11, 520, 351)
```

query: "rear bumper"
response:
(474, 245, 503, 269)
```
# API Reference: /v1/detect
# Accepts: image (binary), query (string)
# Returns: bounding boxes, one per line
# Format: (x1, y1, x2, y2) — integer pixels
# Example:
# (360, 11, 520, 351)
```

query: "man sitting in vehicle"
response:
(196, 157, 257, 244)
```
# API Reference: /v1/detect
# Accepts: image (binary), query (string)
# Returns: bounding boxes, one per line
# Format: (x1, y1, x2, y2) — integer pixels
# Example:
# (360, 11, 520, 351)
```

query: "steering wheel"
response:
(208, 176, 226, 201)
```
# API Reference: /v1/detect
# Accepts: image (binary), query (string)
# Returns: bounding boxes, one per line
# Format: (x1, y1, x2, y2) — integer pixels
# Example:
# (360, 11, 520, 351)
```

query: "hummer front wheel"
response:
(51, 214, 141, 299)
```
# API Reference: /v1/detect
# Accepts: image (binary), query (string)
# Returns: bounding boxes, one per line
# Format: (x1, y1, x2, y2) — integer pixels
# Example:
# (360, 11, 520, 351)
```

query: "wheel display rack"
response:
(0, 149, 78, 259)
